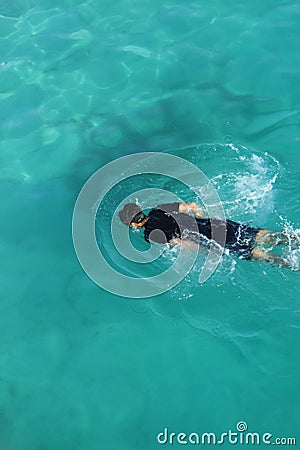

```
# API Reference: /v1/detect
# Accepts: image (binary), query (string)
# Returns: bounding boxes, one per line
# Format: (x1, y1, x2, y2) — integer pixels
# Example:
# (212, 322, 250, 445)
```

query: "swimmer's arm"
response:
(179, 202, 206, 218)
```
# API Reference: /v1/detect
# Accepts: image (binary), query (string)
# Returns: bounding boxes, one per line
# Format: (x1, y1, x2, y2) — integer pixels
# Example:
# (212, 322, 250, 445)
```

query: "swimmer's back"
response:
(144, 202, 261, 259)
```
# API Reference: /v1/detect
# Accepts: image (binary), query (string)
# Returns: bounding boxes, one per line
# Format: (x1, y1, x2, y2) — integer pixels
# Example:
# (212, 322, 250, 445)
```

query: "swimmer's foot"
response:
(276, 232, 300, 247)
(256, 230, 300, 248)
(251, 247, 299, 271)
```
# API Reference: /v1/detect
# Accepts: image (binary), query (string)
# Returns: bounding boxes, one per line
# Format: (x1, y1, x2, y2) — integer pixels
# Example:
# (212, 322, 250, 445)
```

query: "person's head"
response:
(119, 203, 148, 227)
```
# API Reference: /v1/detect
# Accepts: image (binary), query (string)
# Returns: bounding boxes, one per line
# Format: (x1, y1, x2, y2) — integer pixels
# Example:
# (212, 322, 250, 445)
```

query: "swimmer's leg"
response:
(251, 247, 298, 271)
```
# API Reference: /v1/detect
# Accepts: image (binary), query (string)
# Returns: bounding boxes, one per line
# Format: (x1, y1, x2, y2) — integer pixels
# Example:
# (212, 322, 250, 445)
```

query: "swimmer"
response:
(119, 202, 299, 270)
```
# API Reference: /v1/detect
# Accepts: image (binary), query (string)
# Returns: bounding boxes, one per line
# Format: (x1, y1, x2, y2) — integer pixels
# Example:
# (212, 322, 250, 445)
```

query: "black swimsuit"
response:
(143, 202, 260, 260)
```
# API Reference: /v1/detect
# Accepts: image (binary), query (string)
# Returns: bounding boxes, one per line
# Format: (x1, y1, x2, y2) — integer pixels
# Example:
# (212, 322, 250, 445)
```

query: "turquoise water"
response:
(1, 0, 300, 448)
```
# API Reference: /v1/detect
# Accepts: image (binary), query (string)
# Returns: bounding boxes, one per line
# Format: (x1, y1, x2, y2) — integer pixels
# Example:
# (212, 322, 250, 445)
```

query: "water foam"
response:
(209, 144, 279, 221)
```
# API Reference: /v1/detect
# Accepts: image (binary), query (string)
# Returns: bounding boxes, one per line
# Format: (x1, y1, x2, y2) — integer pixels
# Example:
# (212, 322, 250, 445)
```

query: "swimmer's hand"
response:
(169, 238, 182, 246)
(169, 237, 200, 250)
(179, 202, 206, 218)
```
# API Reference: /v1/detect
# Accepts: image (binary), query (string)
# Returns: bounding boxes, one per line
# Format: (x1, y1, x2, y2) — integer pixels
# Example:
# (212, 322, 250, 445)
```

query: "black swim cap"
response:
(119, 203, 146, 226)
